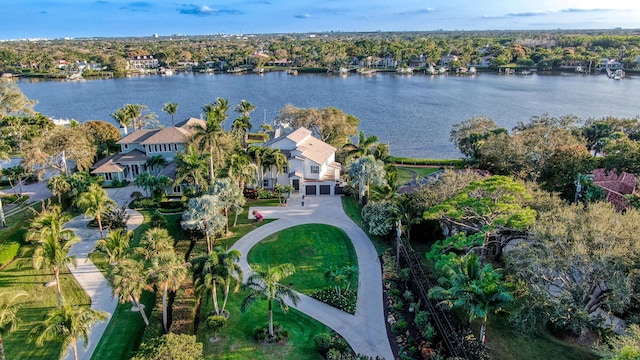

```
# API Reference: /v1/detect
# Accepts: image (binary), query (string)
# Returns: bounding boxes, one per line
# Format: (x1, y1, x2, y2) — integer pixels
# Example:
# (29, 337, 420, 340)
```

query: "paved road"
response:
(62, 185, 143, 360)
(233, 195, 394, 360)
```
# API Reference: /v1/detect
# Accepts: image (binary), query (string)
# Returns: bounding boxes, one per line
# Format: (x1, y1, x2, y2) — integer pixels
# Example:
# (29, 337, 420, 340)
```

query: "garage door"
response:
(305, 185, 317, 195)
(319, 185, 331, 195)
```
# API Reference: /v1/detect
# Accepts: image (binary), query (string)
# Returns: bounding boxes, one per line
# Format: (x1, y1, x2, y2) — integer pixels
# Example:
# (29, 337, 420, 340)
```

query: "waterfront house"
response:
(599, 58, 624, 70)
(439, 55, 459, 67)
(127, 55, 159, 70)
(263, 127, 342, 195)
(91, 118, 205, 186)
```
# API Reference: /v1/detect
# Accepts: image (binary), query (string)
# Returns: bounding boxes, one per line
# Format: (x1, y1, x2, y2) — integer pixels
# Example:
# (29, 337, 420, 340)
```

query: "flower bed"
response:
(310, 288, 357, 314)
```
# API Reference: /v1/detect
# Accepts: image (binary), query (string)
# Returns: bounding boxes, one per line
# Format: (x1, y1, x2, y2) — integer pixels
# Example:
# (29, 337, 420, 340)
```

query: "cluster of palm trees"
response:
(18, 204, 109, 360)
(111, 103, 159, 135)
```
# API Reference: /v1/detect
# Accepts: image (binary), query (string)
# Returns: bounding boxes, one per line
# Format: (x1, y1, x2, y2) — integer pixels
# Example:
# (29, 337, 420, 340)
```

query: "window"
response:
(263, 179, 270, 187)
(283, 166, 289, 174)
(311, 165, 319, 174)
(123, 144, 129, 150)
(104, 173, 113, 181)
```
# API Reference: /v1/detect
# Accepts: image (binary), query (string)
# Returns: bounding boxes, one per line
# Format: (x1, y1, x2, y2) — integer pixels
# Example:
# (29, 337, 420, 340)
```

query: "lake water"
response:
(16, 71, 640, 159)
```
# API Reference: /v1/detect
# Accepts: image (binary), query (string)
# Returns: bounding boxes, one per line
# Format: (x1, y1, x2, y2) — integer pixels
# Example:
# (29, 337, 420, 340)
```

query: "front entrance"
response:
(293, 179, 300, 191)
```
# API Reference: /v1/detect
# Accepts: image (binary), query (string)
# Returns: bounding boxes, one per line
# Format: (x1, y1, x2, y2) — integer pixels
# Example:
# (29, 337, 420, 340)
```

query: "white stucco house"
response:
(263, 127, 343, 195)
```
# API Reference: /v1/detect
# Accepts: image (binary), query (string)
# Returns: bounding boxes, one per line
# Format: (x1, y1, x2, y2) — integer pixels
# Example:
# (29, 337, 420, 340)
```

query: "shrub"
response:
(423, 322, 436, 342)
(327, 348, 342, 360)
(206, 315, 227, 336)
(151, 213, 168, 228)
(332, 335, 350, 352)
(315, 332, 333, 354)
(130, 197, 158, 209)
(392, 319, 408, 335)
(415, 310, 431, 330)
(310, 288, 357, 314)
(130, 191, 143, 199)
(111, 179, 121, 187)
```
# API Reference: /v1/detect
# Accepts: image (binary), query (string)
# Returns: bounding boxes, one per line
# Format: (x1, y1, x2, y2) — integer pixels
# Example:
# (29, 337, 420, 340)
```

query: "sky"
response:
(1, 0, 639, 40)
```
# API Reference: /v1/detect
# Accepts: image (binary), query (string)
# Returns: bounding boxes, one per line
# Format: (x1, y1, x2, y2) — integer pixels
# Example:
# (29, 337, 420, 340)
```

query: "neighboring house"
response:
(128, 55, 159, 70)
(592, 168, 637, 211)
(263, 127, 342, 195)
(599, 58, 624, 70)
(439, 55, 459, 67)
(469, 55, 493, 68)
(91, 118, 205, 187)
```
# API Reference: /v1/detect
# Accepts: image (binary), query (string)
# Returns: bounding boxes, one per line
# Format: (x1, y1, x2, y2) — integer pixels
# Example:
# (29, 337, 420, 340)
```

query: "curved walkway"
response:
(231, 196, 393, 359)
(62, 186, 144, 360)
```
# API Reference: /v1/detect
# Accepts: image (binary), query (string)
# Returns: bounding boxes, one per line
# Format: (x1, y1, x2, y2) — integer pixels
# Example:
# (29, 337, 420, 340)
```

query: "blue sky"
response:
(1, 0, 638, 39)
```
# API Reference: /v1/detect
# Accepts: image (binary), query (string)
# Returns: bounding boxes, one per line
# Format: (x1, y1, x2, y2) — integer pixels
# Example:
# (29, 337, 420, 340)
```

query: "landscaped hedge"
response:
(390, 156, 464, 167)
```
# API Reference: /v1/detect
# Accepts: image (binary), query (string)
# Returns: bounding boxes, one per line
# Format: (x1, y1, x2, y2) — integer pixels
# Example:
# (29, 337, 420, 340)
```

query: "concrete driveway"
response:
(232, 195, 394, 359)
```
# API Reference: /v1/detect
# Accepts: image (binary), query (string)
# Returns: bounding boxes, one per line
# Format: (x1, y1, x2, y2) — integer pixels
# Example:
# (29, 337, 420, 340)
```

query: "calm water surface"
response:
(17, 72, 640, 158)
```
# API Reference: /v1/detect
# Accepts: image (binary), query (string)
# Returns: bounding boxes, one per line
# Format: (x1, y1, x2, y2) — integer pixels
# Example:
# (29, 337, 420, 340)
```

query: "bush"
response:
(327, 348, 342, 360)
(332, 335, 350, 352)
(206, 315, 227, 336)
(315, 332, 333, 354)
(130, 191, 143, 199)
(0, 241, 21, 266)
(415, 311, 431, 330)
(150, 213, 168, 228)
(130, 197, 158, 209)
(392, 319, 408, 335)
(310, 288, 357, 314)
(423, 322, 436, 342)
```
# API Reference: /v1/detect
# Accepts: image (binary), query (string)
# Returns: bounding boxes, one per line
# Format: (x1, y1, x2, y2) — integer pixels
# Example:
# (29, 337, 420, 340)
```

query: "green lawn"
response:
(247, 224, 358, 294)
(395, 166, 441, 185)
(199, 288, 328, 360)
(480, 315, 599, 360)
(0, 255, 91, 360)
(341, 196, 389, 255)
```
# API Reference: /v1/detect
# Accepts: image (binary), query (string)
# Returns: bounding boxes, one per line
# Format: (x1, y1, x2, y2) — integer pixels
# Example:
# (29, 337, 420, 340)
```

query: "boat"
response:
(520, 69, 531, 75)
(159, 67, 174, 75)
(357, 67, 376, 76)
(396, 67, 413, 75)
(286, 68, 298, 75)
(425, 65, 436, 75)
(613, 69, 625, 80)
(339, 67, 349, 75)
(51, 118, 72, 126)
(437, 66, 448, 74)
(253, 67, 264, 74)
(227, 67, 247, 74)
(67, 72, 82, 80)
(469, 67, 477, 75)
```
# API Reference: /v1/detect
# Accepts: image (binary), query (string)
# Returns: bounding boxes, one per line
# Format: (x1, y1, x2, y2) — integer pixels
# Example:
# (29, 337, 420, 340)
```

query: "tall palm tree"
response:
(0, 142, 10, 227)
(109, 258, 151, 326)
(343, 130, 379, 159)
(27, 205, 79, 307)
(191, 98, 231, 186)
(231, 116, 252, 146)
(111, 108, 131, 135)
(218, 248, 243, 314)
(247, 146, 266, 188)
(174, 144, 210, 193)
(30, 304, 108, 360)
(162, 102, 179, 127)
(264, 148, 288, 186)
(145, 155, 169, 176)
(137, 228, 175, 260)
(429, 253, 514, 344)
(235, 99, 256, 118)
(241, 263, 300, 337)
(95, 228, 131, 265)
(147, 251, 188, 333)
(75, 183, 116, 238)
(47, 175, 71, 204)
(192, 251, 223, 315)
(0, 291, 27, 360)
(124, 104, 146, 131)
(226, 153, 257, 193)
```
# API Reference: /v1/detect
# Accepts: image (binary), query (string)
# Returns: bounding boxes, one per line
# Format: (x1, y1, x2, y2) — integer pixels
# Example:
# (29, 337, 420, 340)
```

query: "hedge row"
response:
(390, 156, 464, 167)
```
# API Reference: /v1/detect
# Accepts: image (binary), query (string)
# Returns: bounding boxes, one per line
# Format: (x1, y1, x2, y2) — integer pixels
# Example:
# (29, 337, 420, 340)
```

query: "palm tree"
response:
(75, 183, 116, 238)
(235, 99, 255, 118)
(0, 292, 27, 360)
(265, 149, 288, 187)
(145, 155, 169, 176)
(429, 253, 514, 343)
(147, 251, 188, 333)
(226, 153, 257, 193)
(343, 130, 379, 159)
(218, 248, 243, 314)
(30, 304, 108, 360)
(137, 228, 175, 260)
(47, 175, 71, 204)
(109, 258, 151, 326)
(124, 104, 146, 131)
(247, 146, 266, 188)
(162, 102, 179, 127)
(0, 142, 10, 227)
(175, 144, 210, 193)
(192, 251, 223, 315)
(241, 263, 300, 337)
(231, 116, 252, 146)
(27, 205, 79, 307)
(191, 98, 231, 186)
(111, 108, 131, 135)
(94, 228, 131, 265)
(134, 172, 157, 197)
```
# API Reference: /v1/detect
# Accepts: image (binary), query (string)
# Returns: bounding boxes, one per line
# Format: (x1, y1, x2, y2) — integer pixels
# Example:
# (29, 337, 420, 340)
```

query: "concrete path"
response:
(232, 195, 394, 360)
(62, 184, 144, 360)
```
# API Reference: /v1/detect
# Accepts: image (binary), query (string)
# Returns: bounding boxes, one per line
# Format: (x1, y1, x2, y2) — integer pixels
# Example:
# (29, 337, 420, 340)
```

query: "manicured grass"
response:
(395, 166, 441, 185)
(341, 196, 390, 255)
(198, 288, 328, 360)
(480, 314, 599, 360)
(247, 224, 358, 295)
(90, 291, 156, 360)
(0, 255, 91, 360)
